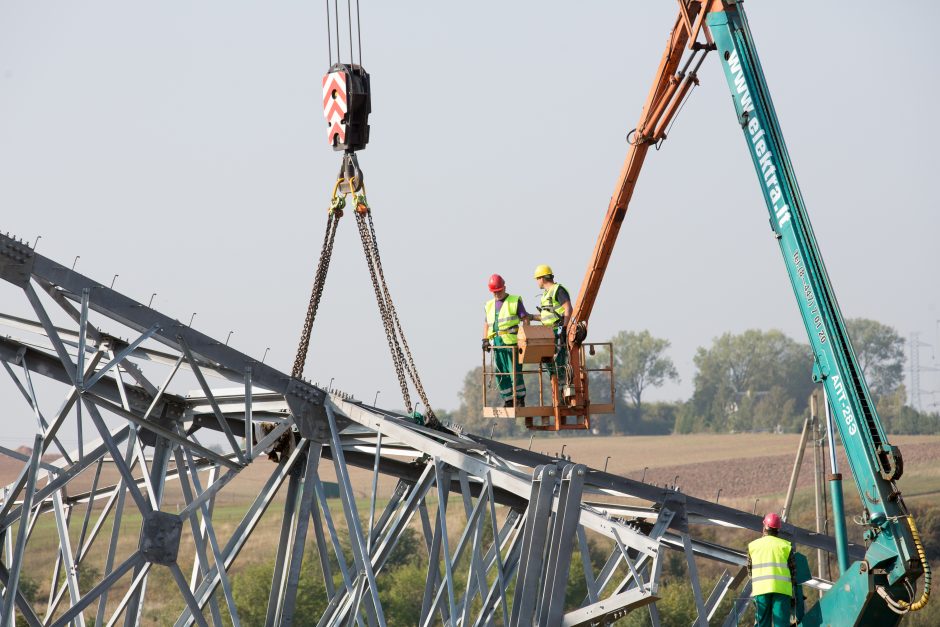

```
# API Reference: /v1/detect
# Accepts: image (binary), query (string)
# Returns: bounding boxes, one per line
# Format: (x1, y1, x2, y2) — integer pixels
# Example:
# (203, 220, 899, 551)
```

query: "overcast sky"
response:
(1, 2, 937, 444)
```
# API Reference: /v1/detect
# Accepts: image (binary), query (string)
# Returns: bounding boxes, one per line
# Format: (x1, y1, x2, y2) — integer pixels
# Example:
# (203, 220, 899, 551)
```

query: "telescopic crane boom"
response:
(564, 1, 928, 623)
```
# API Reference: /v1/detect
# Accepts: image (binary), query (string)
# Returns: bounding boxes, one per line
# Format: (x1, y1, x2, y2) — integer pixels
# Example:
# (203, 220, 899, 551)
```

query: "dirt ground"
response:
(503, 432, 940, 504)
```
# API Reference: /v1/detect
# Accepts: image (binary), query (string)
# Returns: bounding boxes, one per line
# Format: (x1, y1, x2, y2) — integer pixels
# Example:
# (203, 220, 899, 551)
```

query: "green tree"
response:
(886, 404, 940, 435)
(749, 385, 797, 432)
(618, 577, 743, 626)
(379, 561, 427, 624)
(674, 401, 705, 434)
(689, 330, 813, 432)
(845, 318, 905, 399)
(231, 556, 329, 626)
(11, 574, 40, 627)
(610, 330, 679, 424)
(452, 366, 488, 434)
(384, 527, 422, 569)
(15, 575, 38, 604)
(564, 536, 610, 610)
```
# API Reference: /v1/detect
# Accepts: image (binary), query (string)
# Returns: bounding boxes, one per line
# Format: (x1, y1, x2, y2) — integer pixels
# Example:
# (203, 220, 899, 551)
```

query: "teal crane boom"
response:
(706, 6, 924, 624)
(570, 1, 929, 623)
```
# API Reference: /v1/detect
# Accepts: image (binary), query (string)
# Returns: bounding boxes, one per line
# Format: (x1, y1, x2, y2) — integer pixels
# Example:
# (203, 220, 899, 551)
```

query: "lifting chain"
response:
(355, 205, 411, 412)
(291, 157, 439, 428)
(290, 193, 344, 379)
(354, 202, 438, 427)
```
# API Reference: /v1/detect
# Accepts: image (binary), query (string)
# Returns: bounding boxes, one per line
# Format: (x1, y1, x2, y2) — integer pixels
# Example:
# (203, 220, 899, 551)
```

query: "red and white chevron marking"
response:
(322, 70, 348, 146)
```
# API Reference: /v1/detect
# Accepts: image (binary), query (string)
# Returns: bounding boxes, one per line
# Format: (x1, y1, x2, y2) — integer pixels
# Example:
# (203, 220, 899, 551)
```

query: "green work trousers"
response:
(546, 326, 569, 383)
(753, 593, 791, 627)
(493, 337, 525, 401)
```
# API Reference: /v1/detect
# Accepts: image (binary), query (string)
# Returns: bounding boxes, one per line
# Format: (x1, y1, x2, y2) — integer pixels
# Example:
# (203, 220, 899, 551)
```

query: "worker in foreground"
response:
(531, 265, 573, 386)
(482, 274, 528, 408)
(747, 512, 798, 627)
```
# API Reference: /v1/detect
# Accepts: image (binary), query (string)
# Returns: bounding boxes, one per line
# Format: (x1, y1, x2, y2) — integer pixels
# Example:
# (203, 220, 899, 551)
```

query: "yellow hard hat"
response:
(533, 264, 553, 279)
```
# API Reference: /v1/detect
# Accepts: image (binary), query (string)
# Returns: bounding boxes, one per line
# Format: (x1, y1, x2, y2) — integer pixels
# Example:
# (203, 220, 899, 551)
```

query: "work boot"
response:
(503, 399, 514, 408)
(516, 397, 526, 408)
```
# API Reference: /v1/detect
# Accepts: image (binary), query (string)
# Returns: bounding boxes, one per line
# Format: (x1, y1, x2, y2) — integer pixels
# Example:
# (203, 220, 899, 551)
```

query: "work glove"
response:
(482, 339, 491, 352)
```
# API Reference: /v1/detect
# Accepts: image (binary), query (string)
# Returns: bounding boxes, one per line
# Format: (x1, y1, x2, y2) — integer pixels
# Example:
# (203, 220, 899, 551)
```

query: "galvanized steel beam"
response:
(0, 234, 850, 625)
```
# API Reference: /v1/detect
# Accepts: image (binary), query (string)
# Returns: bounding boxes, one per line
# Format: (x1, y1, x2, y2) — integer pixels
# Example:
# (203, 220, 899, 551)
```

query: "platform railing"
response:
(481, 341, 615, 421)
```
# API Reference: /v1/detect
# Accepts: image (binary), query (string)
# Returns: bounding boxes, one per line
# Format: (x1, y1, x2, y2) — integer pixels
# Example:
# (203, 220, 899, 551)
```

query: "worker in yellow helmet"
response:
(748, 512, 798, 626)
(482, 274, 528, 408)
(530, 265, 573, 385)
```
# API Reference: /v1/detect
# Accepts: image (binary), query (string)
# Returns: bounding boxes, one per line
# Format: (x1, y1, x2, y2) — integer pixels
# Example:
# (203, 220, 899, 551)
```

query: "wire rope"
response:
(355, 0, 363, 65)
(347, 0, 354, 65)
(334, 0, 341, 63)
(325, 0, 332, 66)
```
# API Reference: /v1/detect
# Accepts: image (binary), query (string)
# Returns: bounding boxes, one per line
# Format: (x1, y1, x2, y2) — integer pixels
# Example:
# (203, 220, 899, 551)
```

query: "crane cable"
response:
(875, 514, 932, 616)
(326, 0, 362, 67)
(877, 515, 931, 614)
(900, 515, 931, 612)
(292, 0, 439, 426)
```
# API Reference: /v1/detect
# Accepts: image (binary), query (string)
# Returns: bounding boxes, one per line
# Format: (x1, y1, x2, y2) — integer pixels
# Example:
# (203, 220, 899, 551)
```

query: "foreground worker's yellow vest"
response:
(485, 295, 521, 344)
(748, 535, 793, 597)
(539, 283, 567, 328)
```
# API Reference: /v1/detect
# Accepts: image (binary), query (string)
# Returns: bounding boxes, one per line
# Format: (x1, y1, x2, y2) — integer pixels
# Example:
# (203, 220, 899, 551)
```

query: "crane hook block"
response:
(322, 63, 371, 153)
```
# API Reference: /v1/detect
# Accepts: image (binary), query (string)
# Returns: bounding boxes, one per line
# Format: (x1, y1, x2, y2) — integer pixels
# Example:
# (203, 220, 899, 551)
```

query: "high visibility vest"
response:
(539, 283, 568, 328)
(485, 295, 521, 344)
(748, 535, 793, 597)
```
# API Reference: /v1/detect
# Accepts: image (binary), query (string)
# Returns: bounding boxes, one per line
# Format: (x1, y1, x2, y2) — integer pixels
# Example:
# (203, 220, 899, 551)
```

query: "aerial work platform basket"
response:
(481, 328, 614, 431)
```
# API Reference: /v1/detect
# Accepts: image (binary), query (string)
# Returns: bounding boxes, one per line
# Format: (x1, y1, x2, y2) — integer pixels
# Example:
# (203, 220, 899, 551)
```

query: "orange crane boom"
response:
(564, 3, 719, 429)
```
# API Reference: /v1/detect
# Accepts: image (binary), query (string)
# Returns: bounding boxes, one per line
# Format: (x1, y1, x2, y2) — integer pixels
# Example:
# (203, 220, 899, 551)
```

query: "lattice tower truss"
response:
(0, 233, 854, 626)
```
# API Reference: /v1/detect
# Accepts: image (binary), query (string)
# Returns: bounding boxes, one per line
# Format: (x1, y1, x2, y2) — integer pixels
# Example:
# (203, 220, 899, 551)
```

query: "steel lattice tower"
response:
(0, 233, 854, 626)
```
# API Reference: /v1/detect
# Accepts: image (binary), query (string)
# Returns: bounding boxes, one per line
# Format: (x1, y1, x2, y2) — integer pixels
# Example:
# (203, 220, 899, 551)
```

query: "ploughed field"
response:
(505, 432, 940, 510)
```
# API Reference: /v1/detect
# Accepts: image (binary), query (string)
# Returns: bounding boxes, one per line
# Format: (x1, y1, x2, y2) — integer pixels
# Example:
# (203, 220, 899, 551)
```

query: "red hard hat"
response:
(762, 512, 782, 530)
(488, 274, 506, 293)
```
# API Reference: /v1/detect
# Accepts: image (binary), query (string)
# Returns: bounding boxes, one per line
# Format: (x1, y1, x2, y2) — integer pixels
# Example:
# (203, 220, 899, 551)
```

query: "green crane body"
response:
(707, 6, 921, 625)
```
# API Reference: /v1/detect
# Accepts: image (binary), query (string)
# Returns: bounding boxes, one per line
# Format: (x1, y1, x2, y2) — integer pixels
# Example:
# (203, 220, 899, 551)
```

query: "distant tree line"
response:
(448, 318, 939, 437)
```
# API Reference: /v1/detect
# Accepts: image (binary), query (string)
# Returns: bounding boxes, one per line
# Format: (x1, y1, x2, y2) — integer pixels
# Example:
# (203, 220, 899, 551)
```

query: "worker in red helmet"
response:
(482, 274, 529, 408)
(747, 512, 798, 626)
